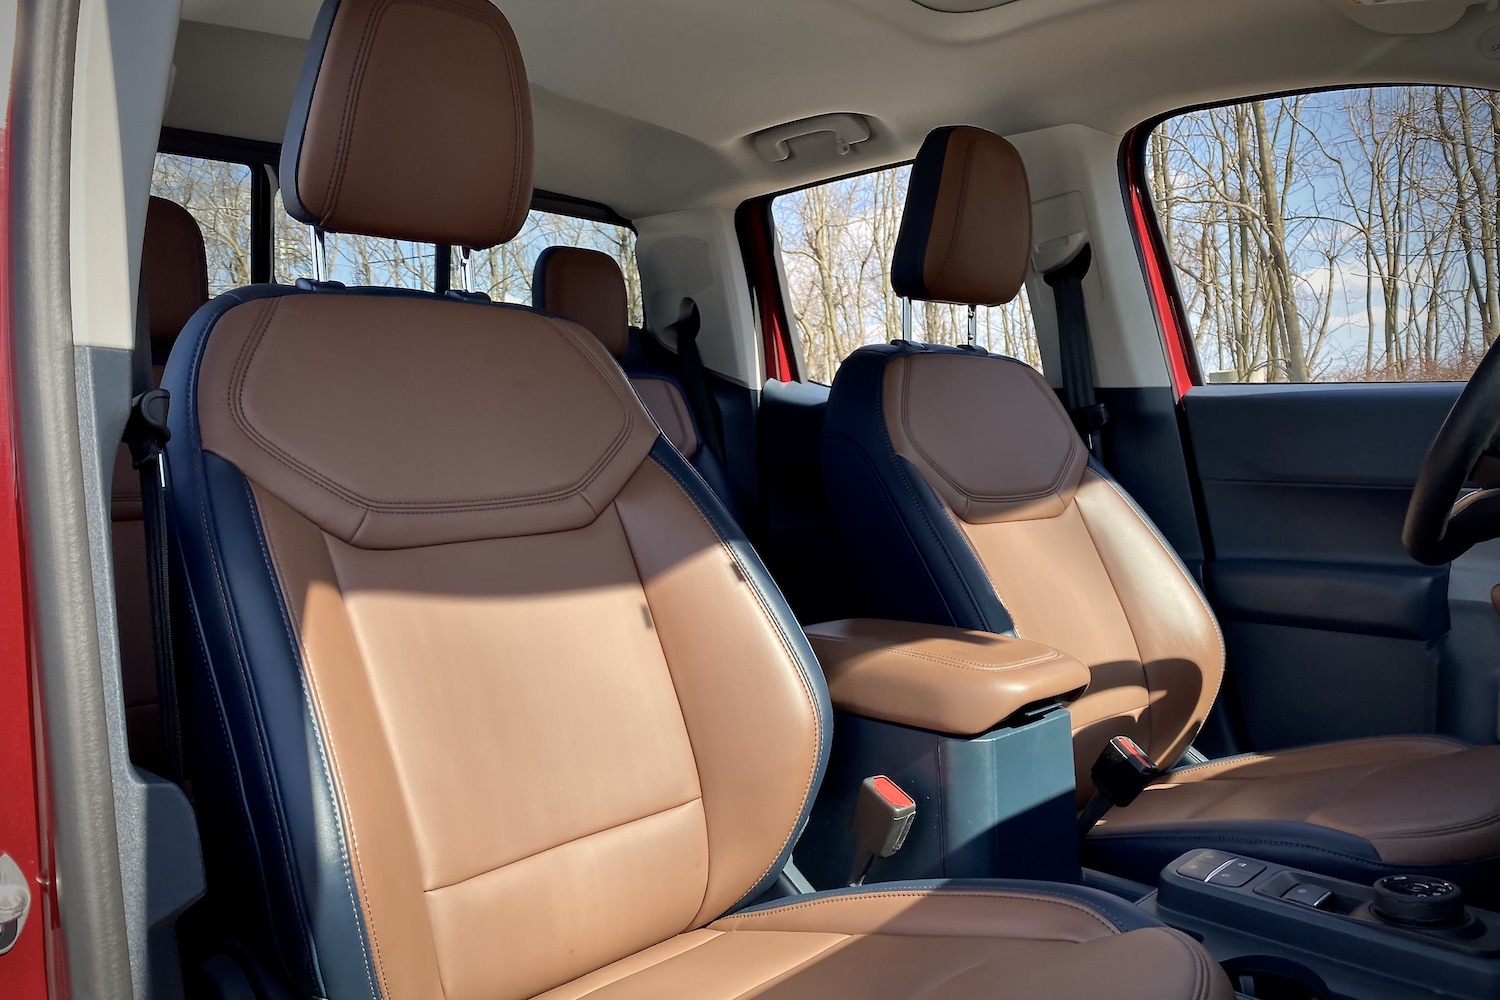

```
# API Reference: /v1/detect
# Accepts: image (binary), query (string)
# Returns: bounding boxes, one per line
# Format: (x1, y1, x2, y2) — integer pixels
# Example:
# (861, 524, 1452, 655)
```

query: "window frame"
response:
(155, 128, 638, 295)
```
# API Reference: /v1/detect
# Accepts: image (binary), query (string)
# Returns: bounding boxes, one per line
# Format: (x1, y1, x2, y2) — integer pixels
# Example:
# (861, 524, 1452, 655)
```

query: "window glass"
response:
(469, 213, 642, 325)
(273, 196, 641, 321)
(772, 164, 1039, 385)
(150, 153, 253, 295)
(1148, 86, 1499, 383)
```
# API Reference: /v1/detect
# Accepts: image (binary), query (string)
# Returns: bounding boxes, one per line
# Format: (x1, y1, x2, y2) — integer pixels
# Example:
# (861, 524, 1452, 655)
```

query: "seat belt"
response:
(123, 286, 183, 784)
(1042, 244, 1108, 454)
(668, 297, 728, 467)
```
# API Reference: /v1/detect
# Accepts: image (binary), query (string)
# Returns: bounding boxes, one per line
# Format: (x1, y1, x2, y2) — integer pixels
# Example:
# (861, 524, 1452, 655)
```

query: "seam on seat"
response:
(810, 633, 1061, 672)
(225, 304, 641, 515)
(1088, 468, 1227, 737)
(895, 356, 1084, 508)
(932, 497, 1018, 636)
(255, 484, 383, 1000)
(614, 500, 714, 920)
(1369, 806, 1500, 841)
(825, 431, 977, 628)
(649, 451, 825, 909)
(556, 932, 729, 1000)
(1160, 926, 1215, 1000)
(180, 288, 332, 993)
(713, 889, 1119, 937)
(424, 798, 705, 894)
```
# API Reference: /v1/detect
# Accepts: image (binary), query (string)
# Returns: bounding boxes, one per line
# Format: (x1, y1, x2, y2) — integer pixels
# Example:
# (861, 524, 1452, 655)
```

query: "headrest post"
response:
(308, 225, 328, 282)
(457, 247, 473, 293)
(967, 305, 978, 346)
(901, 298, 913, 342)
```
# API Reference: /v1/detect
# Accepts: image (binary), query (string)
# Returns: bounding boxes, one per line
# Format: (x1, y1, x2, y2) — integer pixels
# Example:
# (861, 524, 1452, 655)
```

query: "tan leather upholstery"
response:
(881, 351, 1223, 794)
(535, 247, 630, 358)
(282, 0, 533, 248)
(531, 246, 700, 458)
(535, 888, 1228, 1000)
(169, 11, 1233, 997)
(891, 126, 1031, 306)
(1096, 738, 1500, 867)
(114, 197, 210, 772)
(144, 196, 210, 349)
(197, 294, 660, 548)
(805, 618, 1089, 736)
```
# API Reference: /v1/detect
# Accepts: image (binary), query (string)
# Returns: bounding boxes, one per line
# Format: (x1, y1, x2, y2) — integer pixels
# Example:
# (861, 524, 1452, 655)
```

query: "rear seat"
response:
(113, 195, 209, 773)
(533, 245, 739, 517)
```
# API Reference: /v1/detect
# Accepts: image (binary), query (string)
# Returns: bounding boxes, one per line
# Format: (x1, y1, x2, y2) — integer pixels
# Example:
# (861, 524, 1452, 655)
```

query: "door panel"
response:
(1182, 383, 1461, 751)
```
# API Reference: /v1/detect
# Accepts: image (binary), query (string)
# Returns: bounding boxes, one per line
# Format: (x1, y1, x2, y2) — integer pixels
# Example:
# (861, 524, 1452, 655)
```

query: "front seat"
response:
(821, 125, 1500, 897)
(161, 2, 1229, 998)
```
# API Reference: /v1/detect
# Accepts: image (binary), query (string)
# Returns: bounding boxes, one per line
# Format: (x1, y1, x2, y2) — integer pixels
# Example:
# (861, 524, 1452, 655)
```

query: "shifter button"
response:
(1281, 883, 1334, 909)
(1206, 859, 1265, 888)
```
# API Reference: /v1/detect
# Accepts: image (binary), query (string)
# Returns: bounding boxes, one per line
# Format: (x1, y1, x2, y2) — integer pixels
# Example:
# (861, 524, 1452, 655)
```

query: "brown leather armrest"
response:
(805, 619, 1089, 736)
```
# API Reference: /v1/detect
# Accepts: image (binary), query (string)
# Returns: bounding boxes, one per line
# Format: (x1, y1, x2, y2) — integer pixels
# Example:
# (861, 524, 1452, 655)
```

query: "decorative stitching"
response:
(221, 300, 642, 520)
(251, 484, 382, 1000)
(715, 888, 1118, 937)
(649, 454, 826, 909)
(810, 633, 1061, 673)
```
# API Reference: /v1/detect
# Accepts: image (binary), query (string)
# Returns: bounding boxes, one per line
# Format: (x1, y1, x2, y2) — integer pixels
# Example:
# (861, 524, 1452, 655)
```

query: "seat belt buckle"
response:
(125, 387, 172, 469)
(1090, 736, 1160, 808)
(847, 775, 916, 887)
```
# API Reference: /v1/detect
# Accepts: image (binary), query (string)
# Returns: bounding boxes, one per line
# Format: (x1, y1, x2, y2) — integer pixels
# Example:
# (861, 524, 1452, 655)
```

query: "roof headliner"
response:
(171, 0, 1500, 218)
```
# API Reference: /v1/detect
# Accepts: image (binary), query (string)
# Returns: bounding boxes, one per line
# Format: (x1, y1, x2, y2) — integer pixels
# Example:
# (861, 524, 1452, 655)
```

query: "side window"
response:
(150, 153, 253, 295)
(1148, 86, 1499, 384)
(274, 191, 434, 288)
(273, 200, 640, 317)
(772, 164, 1039, 385)
(469, 211, 642, 324)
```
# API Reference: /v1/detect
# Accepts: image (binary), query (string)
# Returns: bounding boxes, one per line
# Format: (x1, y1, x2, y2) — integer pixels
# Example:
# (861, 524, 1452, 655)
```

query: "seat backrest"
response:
(164, 3, 828, 998)
(113, 195, 209, 772)
(822, 126, 1223, 793)
(532, 245, 740, 516)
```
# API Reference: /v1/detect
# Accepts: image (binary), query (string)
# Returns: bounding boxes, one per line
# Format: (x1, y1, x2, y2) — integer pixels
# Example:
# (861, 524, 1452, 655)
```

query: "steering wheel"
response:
(1403, 337, 1500, 566)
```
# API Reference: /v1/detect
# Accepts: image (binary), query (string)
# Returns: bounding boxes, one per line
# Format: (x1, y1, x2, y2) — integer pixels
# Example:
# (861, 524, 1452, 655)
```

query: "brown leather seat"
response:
(532, 245, 739, 516)
(159, 3, 1229, 998)
(822, 125, 1500, 898)
(113, 195, 209, 772)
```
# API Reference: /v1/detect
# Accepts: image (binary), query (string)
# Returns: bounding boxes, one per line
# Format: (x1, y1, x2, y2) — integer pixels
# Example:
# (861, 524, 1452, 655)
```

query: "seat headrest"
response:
(891, 126, 1032, 307)
(280, 0, 533, 250)
(144, 196, 209, 351)
(532, 247, 630, 358)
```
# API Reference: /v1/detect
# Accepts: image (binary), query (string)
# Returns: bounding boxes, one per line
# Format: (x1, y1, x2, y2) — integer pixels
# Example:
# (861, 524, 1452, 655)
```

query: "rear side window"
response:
(1146, 86, 1499, 384)
(773, 165, 1039, 385)
(468, 213, 642, 325)
(273, 199, 640, 320)
(151, 153, 254, 295)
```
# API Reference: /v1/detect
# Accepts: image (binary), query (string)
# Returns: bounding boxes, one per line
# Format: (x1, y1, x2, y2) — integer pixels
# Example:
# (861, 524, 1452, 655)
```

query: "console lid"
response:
(805, 618, 1089, 735)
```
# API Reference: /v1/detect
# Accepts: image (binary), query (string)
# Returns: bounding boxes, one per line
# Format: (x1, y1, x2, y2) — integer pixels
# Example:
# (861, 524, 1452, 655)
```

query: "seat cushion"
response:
(1087, 736, 1500, 899)
(537, 883, 1230, 1000)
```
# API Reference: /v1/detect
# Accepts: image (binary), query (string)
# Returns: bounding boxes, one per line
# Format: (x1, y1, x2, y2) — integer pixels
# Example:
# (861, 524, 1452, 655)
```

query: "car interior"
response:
(7, 0, 1500, 998)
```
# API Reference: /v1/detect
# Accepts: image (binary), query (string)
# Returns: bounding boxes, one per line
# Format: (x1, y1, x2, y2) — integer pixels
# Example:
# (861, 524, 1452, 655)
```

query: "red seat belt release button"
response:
(848, 775, 917, 886)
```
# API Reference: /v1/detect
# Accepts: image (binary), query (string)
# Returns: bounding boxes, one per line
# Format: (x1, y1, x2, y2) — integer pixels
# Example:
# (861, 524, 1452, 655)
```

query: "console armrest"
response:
(804, 619, 1089, 736)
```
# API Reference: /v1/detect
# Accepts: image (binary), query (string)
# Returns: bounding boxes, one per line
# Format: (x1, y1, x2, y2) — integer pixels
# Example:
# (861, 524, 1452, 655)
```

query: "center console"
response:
(787, 617, 1500, 999)
(1143, 850, 1500, 999)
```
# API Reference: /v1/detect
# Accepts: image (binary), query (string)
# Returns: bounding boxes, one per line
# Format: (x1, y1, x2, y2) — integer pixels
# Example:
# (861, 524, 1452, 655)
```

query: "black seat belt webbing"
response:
(124, 287, 183, 784)
(669, 297, 728, 467)
(1043, 244, 1108, 453)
